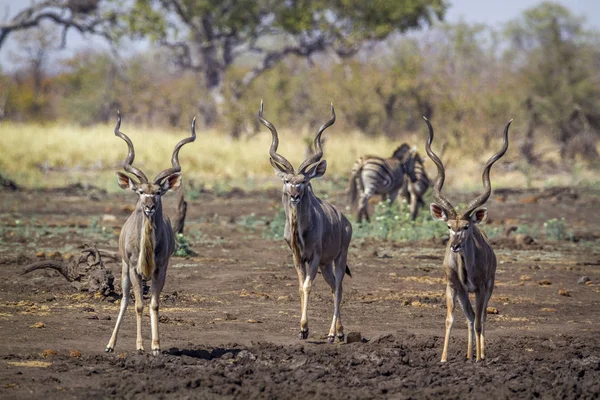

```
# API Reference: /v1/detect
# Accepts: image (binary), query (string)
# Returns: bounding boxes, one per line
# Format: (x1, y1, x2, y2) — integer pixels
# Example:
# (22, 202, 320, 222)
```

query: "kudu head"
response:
(259, 101, 335, 208)
(423, 117, 512, 253)
(114, 111, 196, 219)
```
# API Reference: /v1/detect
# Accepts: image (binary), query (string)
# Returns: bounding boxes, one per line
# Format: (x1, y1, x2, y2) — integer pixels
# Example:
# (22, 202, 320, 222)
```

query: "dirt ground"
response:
(0, 185, 599, 399)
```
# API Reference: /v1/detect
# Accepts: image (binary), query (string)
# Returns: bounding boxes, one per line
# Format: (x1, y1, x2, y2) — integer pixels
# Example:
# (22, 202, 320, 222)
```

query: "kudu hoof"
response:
(105, 347, 114, 353)
(298, 330, 309, 340)
(152, 349, 161, 356)
(327, 335, 335, 344)
(337, 334, 345, 343)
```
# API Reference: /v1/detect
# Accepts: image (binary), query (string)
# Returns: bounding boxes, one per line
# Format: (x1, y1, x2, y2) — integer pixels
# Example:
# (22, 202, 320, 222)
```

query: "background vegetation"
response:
(0, 1, 598, 192)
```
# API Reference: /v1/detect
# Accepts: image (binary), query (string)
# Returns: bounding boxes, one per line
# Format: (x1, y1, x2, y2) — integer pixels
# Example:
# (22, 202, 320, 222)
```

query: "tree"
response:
(0, 0, 112, 49)
(1, 0, 447, 133)
(505, 1, 600, 161)
(113, 0, 447, 133)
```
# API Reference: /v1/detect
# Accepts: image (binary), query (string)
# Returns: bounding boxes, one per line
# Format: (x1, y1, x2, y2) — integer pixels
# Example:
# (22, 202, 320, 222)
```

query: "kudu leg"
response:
(106, 261, 131, 352)
(441, 285, 456, 363)
(149, 268, 167, 356)
(295, 263, 308, 339)
(130, 270, 145, 352)
(456, 290, 476, 360)
(320, 264, 337, 342)
(300, 258, 320, 340)
(478, 283, 494, 361)
(333, 253, 347, 342)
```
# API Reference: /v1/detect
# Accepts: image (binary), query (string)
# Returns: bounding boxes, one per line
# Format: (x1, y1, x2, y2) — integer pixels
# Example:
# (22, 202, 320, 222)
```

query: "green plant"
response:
(353, 200, 446, 241)
(238, 213, 264, 231)
(174, 233, 194, 257)
(265, 208, 287, 240)
(543, 218, 572, 241)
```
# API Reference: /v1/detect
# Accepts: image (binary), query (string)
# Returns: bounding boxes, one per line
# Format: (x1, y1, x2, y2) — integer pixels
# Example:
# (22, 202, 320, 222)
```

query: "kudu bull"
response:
(259, 101, 352, 343)
(105, 112, 196, 355)
(423, 116, 511, 362)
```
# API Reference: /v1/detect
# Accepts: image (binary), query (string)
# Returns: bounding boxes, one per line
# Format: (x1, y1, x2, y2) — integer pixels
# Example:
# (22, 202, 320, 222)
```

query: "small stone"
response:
(247, 319, 262, 323)
(345, 332, 362, 344)
(87, 315, 99, 320)
(47, 251, 62, 259)
(486, 307, 499, 314)
(538, 279, 552, 286)
(519, 195, 538, 204)
(519, 275, 532, 281)
(102, 214, 117, 222)
(68, 350, 82, 358)
(82, 307, 95, 312)
(224, 313, 237, 321)
(42, 349, 57, 358)
(540, 307, 557, 312)
(30, 322, 45, 329)
(577, 276, 590, 285)
(558, 289, 571, 297)
(35, 251, 45, 259)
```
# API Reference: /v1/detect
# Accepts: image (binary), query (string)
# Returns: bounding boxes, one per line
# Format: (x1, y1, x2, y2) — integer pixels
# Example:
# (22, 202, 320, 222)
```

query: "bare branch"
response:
(0, 1, 111, 50)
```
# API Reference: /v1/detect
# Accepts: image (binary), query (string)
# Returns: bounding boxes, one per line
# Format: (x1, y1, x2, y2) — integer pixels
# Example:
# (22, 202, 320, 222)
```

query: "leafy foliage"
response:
(353, 200, 446, 241)
(174, 233, 194, 257)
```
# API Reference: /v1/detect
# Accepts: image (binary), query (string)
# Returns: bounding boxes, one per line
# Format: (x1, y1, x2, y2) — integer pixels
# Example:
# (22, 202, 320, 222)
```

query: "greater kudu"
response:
(105, 112, 196, 355)
(423, 117, 511, 362)
(259, 101, 352, 343)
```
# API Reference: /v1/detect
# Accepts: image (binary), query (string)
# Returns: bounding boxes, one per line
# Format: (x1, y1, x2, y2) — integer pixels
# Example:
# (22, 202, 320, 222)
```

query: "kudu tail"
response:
(345, 265, 352, 278)
(348, 160, 364, 208)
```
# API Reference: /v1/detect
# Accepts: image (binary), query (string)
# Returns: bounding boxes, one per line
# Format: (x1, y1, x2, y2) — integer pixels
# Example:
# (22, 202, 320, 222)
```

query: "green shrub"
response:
(174, 233, 194, 257)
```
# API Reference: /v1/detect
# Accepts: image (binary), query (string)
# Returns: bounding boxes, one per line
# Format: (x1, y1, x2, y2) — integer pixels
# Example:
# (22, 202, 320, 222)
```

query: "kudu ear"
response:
(116, 172, 136, 191)
(160, 173, 182, 192)
(430, 203, 448, 222)
(471, 208, 487, 224)
(304, 160, 327, 180)
(270, 157, 288, 178)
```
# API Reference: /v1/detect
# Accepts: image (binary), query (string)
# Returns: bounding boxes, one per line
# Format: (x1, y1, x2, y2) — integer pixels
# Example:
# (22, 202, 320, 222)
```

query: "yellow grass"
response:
(0, 122, 598, 192)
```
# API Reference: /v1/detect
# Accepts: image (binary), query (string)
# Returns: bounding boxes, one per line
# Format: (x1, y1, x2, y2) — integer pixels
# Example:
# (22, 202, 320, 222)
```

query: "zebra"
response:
(348, 144, 416, 223)
(400, 148, 431, 220)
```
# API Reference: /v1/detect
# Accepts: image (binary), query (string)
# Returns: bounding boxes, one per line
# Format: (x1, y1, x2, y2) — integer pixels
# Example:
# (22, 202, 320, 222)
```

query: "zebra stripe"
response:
(348, 144, 414, 223)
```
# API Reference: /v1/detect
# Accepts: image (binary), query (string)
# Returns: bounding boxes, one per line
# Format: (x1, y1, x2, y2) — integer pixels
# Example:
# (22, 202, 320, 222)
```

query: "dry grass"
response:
(0, 121, 598, 192)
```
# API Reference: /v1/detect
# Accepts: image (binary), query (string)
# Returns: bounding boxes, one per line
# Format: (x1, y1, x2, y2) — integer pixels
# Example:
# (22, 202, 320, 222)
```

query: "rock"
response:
(577, 276, 591, 285)
(68, 350, 82, 358)
(519, 195, 538, 204)
(42, 349, 57, 358)
(537, 279, 552, 286)
(520, 275, 532, 281)
(102, 214, 117, 222)
(345, 331, 362, 344)
(486, 307, 499, 314)
(87, 268, 115, 296)
(30, 322, 45, 329)
(558, 289, 571, 297)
